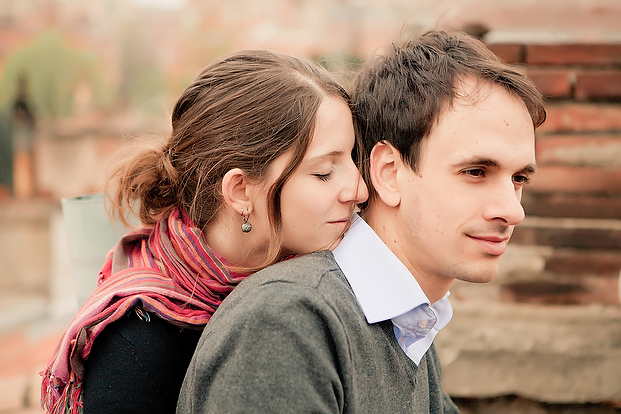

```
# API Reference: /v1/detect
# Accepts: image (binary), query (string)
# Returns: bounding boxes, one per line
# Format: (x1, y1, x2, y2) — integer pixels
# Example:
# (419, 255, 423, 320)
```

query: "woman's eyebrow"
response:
(306, 150, 344, 162)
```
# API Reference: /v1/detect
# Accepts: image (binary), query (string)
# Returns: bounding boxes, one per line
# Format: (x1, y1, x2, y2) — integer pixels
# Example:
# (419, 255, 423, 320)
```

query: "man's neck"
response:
(361, 204, 453, 304)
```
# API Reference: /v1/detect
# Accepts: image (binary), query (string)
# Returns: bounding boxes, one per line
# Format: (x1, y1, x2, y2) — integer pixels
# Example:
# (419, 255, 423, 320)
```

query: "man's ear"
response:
(369, 141, 401, 207)
(221, 168, 253, 215)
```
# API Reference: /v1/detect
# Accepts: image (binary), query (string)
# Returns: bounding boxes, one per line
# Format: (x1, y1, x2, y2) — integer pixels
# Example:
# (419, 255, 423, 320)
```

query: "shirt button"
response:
(418, 319, 429, 328)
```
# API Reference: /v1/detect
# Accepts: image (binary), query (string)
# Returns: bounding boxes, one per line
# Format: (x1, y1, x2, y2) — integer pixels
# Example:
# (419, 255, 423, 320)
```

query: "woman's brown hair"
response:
(106, 50, 351, 271)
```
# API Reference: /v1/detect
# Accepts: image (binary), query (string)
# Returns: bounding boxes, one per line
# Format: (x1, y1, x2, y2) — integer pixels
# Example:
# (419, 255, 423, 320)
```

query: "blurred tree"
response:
(118, 21, 166, 115)
(313, 54, 364, 87)
(0, 29, 113, 119)
(0, 113, 13, 194)
(11, 74, 36, 199)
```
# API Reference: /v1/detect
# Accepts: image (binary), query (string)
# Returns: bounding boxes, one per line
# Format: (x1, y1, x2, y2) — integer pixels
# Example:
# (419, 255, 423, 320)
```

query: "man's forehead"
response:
(421, 82, 536, 164)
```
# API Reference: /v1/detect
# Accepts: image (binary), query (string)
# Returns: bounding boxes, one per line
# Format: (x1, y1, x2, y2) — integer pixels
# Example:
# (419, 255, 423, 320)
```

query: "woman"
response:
(41, 50, 368, 414)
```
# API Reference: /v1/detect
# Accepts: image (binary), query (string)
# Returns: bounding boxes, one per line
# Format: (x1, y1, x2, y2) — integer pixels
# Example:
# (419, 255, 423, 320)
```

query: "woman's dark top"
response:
(82, 307, 202, 413)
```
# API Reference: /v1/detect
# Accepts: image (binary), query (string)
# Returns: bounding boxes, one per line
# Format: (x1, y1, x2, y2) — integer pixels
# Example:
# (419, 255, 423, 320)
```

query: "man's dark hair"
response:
(352, 29, 546, 204)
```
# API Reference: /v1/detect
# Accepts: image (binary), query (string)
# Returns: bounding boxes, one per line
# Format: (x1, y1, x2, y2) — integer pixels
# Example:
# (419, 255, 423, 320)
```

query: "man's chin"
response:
(458, 262, 500, 284)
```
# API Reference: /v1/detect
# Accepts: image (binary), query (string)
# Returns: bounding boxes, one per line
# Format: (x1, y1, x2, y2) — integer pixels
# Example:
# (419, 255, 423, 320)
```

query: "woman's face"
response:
(256, 95, 369, 257)
(208, 95, 368, 269)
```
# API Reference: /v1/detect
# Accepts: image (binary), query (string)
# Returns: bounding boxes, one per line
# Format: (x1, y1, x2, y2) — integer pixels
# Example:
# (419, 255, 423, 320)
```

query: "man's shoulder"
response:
(219, 250, 354, 315)
(251, 250, 343, 288)
(204, 250, 358, 337)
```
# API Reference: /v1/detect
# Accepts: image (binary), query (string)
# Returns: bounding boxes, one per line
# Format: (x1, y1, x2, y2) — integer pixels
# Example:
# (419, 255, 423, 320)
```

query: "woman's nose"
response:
(341, 164, 368, 204)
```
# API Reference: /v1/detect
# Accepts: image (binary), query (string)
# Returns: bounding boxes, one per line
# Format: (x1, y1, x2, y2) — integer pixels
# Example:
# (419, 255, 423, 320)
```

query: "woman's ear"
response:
(221, 168, 252, 214)
(369, 141, 401, 207)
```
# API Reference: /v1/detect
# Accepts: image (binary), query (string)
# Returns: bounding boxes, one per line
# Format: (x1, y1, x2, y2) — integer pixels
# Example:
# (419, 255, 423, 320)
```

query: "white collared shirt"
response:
(333, 214, 453, 365)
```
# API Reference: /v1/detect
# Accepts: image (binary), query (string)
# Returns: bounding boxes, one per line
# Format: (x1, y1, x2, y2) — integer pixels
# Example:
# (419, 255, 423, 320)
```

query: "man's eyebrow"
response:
(451, 157, 500, 168)
(518, 164, 537, 175)
(452, 157, 537, 174)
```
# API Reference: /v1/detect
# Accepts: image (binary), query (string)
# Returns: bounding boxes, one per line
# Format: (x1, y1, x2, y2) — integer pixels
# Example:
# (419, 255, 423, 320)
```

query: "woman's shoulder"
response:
(82, 306, 202, 413)
(103, 307, 201, 354)
(85, 306, 202, 374)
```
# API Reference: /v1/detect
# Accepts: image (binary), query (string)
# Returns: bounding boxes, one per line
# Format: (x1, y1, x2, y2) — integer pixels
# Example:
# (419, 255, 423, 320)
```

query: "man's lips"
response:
(467, 234, 510, 256)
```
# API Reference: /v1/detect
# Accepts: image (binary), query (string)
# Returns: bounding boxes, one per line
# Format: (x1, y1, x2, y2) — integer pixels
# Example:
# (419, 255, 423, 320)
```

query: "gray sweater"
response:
(177, 250, 459, 414)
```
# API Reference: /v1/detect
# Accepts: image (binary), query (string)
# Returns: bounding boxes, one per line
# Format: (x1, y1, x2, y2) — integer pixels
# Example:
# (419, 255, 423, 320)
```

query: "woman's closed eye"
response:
(313, 172, 332, 182)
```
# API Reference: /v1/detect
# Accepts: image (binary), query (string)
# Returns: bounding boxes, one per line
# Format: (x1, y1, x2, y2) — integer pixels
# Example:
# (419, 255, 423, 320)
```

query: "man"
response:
(177, 30, 546, 413)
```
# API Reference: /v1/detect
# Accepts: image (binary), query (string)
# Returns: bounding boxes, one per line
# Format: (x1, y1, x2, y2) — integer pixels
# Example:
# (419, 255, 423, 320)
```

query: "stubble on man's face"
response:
(387, 79, 536, 301)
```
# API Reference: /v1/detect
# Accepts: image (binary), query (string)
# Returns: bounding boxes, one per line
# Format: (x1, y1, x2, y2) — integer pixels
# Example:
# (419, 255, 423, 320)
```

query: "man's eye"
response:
(464, 168, 485, 177)
(513, 175, 530, 185)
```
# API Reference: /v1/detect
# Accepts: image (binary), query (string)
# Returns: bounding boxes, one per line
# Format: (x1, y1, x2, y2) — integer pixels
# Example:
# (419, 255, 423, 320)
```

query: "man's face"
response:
(394, 80, 536, 293)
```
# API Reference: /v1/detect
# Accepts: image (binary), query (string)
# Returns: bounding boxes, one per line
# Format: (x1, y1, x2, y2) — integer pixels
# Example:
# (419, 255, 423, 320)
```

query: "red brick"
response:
(522, 192, 621, 220)
(0, 329, 62, 377)
(538, 103, 621, 133)
(545, 249, 621, 275)
(535, 134, 621, 167)
(581, 274, 620, 304)
(526, 69, 573, 98)
(511, 225, 621, 249)
(500, 275, 619, 305)
(528, 165, 621, 195)
(486, 43, 524, 64)
(575, 71, 621, 100)
(525, 44, 621, 66)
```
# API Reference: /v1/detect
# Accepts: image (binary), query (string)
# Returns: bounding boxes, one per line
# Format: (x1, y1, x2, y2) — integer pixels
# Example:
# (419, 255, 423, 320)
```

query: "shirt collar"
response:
(391, 296, 452, 364)
(333, 214, 444, 323)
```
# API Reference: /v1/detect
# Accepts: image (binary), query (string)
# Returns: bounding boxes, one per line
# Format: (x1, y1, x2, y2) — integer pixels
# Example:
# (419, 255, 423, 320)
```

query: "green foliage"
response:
(118, 23, 166, 116)
(0, 30, 113, 119)
(312, 54, 365, 87)
(313, 54, 365, 74)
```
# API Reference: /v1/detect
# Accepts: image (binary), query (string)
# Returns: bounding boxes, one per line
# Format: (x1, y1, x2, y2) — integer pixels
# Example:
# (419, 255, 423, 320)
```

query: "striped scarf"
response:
(41, 207, 248, 414)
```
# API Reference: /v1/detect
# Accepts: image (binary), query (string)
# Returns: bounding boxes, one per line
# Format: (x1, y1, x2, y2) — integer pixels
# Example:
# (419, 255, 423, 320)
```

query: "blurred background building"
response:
(0, 0, 620, 413)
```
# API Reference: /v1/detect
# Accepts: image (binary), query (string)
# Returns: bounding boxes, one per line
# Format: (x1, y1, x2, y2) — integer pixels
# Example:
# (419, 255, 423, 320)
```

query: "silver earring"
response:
(241, 208, 252, 233)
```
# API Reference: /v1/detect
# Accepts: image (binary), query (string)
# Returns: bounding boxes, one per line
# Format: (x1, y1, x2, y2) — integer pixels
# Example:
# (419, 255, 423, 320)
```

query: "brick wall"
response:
(487, 43, 621, 306)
